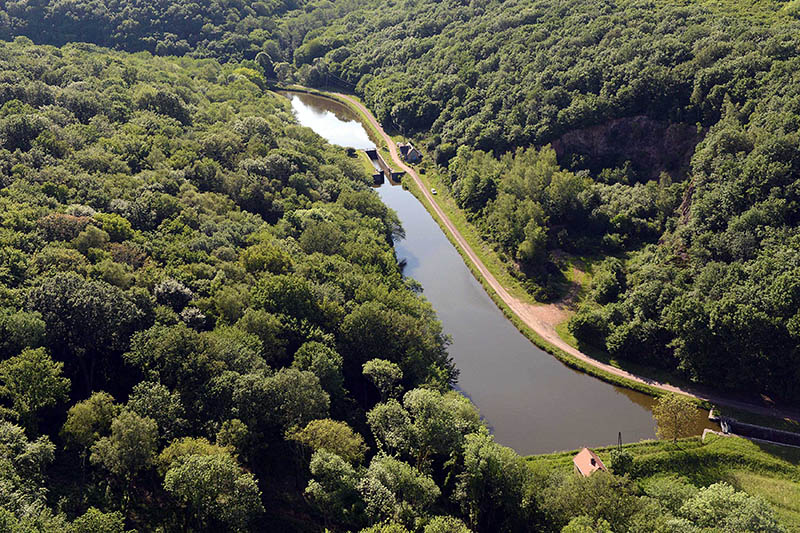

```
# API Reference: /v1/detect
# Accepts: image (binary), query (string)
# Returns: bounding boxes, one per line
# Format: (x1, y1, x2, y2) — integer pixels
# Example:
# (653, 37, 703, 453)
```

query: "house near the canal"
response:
(573, 447, 607, 477)
(398, 142, 422, 163)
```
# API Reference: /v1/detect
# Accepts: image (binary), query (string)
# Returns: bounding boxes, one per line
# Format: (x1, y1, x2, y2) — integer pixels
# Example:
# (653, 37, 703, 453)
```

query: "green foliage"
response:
(423, 516, 472, 533)
(609, 448, 634, 477)
(240, 241, 292, 274)
(157, 437, 232, 477)
(90, 410, 158, 480)
(679, 482, 785, 532)
(367, 389, 483, 469)
(163, 453, 264, 531)
(358, 454, 441, 527)
(0, 35, 471, 533)
(69, 507, 127, 533)
(290, 418, 367, 464)
(363, 358, 403, 401)
(306, 449, 365, 526)
(453, 433, 532, 532)
(0, 420, 56, 492)
(561, 516, 614, 533)
(652, 394, 697, 443)
(61, 391, 119, 456)
(233, 367, 330, 435)
(126, 381, 187, 443)
(0, 347, 70, 431)
(92, 213, 133, 243)
(542, 470, 641, 532)
(0, 14, 795, 532)
(0, 309, 46, 356)
(293, 341, 346, 400)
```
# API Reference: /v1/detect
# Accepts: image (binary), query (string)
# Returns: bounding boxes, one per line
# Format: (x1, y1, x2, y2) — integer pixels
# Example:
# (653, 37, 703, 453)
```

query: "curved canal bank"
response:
(281, 90, 718, 454)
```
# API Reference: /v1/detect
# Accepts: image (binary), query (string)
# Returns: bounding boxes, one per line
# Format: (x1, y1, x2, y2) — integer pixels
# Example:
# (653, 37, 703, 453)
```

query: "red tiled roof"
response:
(573, 447, 607, 477)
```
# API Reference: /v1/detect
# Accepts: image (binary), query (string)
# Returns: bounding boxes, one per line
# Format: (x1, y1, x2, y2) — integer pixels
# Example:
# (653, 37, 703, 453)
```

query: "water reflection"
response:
(282, 90, 717, 454)
(287, 92, 376, 150)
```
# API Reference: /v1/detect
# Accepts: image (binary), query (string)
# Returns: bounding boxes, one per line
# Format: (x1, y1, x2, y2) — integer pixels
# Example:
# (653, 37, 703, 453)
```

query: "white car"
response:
(431, 188, 437, 195)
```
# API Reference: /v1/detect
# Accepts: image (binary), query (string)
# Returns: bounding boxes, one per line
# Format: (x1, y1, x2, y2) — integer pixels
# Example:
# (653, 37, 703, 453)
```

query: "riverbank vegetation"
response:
(0, 0, 799, 530)
(0, 35, 793, 533)
(5, 0, 800, 409)
(269, 0, 800, 408)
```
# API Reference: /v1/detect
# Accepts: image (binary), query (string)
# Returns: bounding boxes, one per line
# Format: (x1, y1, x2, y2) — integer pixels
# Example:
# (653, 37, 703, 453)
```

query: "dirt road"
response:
(334, 92, 800, 423)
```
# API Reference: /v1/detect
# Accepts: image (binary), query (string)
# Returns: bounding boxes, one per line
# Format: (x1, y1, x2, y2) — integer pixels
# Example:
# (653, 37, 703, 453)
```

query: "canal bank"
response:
(280, 90, 719, 454)
(282, 87, 800, 431)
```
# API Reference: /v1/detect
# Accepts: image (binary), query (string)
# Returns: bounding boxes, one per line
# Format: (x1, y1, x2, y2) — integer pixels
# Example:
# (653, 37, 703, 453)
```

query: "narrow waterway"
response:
(283, 91, 716, 454)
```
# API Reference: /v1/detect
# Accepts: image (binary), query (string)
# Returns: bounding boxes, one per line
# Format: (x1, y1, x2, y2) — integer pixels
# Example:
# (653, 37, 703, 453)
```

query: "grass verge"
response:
(527, 434, 800, 531)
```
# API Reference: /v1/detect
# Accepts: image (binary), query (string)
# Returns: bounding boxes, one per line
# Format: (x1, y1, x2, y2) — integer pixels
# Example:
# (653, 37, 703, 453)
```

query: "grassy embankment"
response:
(527, 434, 800, 531)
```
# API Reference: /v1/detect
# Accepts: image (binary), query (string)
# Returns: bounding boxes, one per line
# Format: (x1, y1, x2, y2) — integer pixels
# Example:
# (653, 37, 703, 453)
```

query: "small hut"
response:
(398, 142, 422, 163)
(573, 447, 607, 477)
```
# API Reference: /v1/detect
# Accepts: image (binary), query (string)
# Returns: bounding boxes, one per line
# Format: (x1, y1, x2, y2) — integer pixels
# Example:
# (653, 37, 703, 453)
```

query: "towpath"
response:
(334, 91, 800, 424)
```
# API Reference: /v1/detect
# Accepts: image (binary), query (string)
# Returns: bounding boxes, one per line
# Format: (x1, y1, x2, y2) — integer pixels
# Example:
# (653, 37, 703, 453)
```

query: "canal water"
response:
(283, 91, 715, 454)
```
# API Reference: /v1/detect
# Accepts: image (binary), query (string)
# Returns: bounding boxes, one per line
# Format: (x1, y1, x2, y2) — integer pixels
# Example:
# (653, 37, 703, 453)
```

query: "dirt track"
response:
(334, 92, 800, 424)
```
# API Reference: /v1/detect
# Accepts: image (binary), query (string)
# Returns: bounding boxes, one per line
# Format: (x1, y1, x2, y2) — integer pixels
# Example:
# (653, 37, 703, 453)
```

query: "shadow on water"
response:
(281, 90, 717, 454)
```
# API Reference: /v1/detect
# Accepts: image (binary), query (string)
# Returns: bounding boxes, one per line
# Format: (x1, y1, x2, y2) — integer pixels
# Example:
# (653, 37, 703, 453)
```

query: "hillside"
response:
(528, 434, 800, 532)
(267, 0, 800, 405)
(0, 0, 799, 531)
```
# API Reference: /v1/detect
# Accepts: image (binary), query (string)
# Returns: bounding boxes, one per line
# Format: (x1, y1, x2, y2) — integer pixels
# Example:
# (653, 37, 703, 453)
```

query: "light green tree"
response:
(290, 418, 367, 464)
(306, 449, 364, 526)
(679, 482, 785, 533)
(424, 516, 473, 533)
(90, 410, 158, 493)
(562, 515, 615, 533)
(0, 347, 70, 432)
(454, 433, 531, 532)
(70, 507, 127, 533)
(62, 391, 119, 470)
(164, 453, 264, 531)
(652, 394, 696, 443)
(363, 359, 403, 401)
(358, 454, 440, 527)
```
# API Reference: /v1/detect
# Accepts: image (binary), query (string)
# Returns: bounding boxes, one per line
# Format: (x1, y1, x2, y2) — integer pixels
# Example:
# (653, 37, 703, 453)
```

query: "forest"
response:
(271, 0, 800, 404)
(4, 0, 796, 404)
(0, 34, 788, 532)
(0, 0, 797, 530)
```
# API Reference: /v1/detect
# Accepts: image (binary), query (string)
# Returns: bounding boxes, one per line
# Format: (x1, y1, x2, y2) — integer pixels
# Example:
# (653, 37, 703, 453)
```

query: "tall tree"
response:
(652, 394, 696, 443)
(163, 453, 264, 531)
(0, 347, 70, 432)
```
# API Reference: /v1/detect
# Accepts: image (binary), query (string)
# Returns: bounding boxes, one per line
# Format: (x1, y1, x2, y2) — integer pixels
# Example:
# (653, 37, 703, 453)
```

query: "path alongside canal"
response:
(332, 91, 800, 425)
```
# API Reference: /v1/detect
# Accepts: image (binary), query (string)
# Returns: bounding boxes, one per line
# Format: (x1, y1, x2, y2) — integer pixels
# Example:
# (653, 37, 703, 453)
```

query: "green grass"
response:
(356, 150, 377, 176)
(527, 434, 800, 531)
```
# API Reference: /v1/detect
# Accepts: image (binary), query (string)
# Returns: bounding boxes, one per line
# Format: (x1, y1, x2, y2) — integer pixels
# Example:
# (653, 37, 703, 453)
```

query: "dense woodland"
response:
(0, 36, 785, 533)
(0, 0, 797, 531)
(6, 0, 796, 403)
(274, 0, 800, 404)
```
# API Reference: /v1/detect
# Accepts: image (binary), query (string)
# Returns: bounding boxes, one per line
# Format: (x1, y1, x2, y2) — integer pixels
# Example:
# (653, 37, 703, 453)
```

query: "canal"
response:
(283, 91, 715, 454)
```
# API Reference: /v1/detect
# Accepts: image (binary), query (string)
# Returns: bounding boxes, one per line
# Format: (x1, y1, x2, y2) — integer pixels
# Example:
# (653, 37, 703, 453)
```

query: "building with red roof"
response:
(573, 447, 608, 477)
